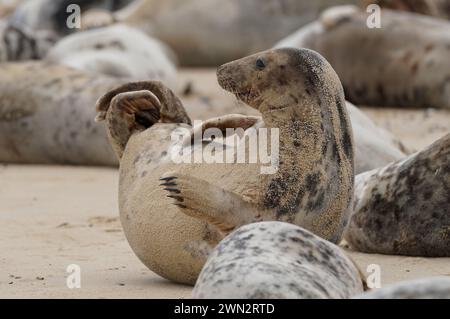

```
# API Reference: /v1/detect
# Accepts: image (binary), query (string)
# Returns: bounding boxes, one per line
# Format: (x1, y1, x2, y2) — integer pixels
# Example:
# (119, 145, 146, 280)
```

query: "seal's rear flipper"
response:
(160, 172, 262, 234)
(95, 81, 192, 159)
(96, 90, 161, 159)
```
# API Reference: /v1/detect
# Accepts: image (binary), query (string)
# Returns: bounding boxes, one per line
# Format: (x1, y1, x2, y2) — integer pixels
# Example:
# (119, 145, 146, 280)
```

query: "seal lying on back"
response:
(96, 48, 355, 284)
(355, 277, 450, 299)
(345, 133, 450, 257)
(193, 222, 365, 299)
(45, 24, 177, 86)
(276, 6, 450, 109)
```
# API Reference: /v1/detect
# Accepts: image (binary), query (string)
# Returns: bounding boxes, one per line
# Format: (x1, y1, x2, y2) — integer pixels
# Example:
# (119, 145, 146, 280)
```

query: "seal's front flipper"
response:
(160, 172, 262, 234)
(182, 114, 261, 147)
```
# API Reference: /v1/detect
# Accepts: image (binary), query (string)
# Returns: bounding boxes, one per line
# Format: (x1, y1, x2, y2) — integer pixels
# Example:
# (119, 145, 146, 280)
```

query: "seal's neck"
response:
(258, 90, 353, 225)
(259, 92, 328, 159)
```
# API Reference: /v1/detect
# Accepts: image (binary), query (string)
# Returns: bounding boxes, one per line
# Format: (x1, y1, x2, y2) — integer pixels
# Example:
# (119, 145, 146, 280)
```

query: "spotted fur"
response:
(209, 47, 354, 243)
(0, 62, 124, 165)
(345, 133, 450, 257)
(193, 222, 364, 299)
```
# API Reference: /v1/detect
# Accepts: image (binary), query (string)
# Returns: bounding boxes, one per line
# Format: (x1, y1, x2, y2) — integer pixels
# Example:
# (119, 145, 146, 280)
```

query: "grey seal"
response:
(193, 222, 365, 299)
(345, 133, 450, 257)
(96, 48, 355, 284)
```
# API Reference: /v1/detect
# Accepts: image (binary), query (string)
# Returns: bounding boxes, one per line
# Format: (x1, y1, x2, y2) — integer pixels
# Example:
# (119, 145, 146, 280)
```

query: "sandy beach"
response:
(1, 69, 449, 299)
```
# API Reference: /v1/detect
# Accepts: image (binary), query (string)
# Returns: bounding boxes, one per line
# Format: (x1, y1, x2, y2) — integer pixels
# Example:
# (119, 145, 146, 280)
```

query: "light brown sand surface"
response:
(1, 164, 449, 298)
(0, 69, 449, 298)
(0, 165, 191, 298)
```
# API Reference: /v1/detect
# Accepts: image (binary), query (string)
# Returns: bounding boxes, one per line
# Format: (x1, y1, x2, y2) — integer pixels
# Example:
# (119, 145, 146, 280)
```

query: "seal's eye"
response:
(256, 58, 266, 70)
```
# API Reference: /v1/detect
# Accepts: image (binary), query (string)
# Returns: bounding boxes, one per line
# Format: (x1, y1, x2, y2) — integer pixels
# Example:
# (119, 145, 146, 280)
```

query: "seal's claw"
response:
(163, 188, 181, 194)
(160, 176, 177, 181)
(167, 195, 184, 202)
(160, 181, 177, 187)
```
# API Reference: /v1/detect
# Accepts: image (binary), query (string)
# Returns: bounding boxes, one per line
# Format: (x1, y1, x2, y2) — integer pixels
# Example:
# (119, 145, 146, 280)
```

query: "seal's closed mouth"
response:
(221, 83, 260, 105)
(235, 88, 261, 106)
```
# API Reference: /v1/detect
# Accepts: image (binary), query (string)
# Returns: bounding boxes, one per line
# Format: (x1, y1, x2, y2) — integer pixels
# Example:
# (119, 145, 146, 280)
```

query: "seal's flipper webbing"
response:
(160, 172, 262, 234)
(103, 90, 161, 159)
(95, 81, 191, 126)
(95, 81, 192, 159)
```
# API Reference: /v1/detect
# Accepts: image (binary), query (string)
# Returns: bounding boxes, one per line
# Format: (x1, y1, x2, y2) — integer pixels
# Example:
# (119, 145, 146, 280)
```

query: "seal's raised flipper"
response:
(160, 172, 263, 234)
(96, 81, 191, 125)
(183, 114, 261, 146)
(98, 90, 161, 158)
(95, 81, 192, 158)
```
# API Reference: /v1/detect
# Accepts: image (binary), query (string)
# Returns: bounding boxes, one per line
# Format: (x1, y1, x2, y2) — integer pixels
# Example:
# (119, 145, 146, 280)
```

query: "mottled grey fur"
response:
(345, 133, 450, 257)
(0, 62, 122, 165)
(163, 48, 355, 244)
(193, 222, 364, 299)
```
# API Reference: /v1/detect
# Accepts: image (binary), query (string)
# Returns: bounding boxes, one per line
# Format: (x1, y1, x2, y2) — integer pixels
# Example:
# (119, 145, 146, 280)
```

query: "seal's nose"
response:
(216, 64, 231, 89)
(216, 64, 227, 77)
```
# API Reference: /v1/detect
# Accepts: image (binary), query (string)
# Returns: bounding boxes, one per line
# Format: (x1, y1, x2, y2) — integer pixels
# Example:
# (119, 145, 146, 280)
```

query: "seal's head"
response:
(217, 48, 341, 114)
